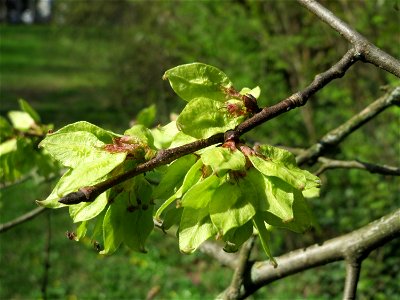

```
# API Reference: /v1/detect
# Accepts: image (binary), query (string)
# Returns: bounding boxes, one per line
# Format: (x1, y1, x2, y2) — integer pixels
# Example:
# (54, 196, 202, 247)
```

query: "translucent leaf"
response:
(177, 97, 244, 139)
(101, 193, 126, 255)
(163, 62, 232, 102)
(262, 195, 314, 233)
(179, 206, 217, 253)
(252, 213, 277, 267)
(201, 147, 246, 174)
(55, 121, 119, 144)
(151, 121, 180, 149)
(209, 182, 256, 235)
(255, 145, 321, 196)
(40, 131, 114, 168)
(69, 192, 109, 223)
(239, 86, 261, 99)
(37, 152, 126, 208)
(0, 116, 13, 141)
(181, 175, 221, 209)
(155, 159, 203, 218)
(8, 111, 35, 131)
(153, 154, 197, 200)
(249, 155, 306, 191)
(223, 221, 253, 253)
(18, 99, 41, 123)
(136, 104, 156, 127)
(124, 124, 155, 148)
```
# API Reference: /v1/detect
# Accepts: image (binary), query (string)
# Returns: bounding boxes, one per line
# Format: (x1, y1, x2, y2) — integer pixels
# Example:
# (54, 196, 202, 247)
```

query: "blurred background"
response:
(0, 0, 399, 299)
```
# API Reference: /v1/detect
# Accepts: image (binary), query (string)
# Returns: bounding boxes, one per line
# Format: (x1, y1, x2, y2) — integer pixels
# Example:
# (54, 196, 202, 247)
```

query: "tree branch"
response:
(297, 0, 400, 77)
(343, 259, 362, 300)
(58, 47, 361, 205)
(0, 207, 47, 233)
(199, 241, 239, 270)
(296, 87, 400, 165)
(315, 157, 400, 176)
(224, 236, 256, 300)
(232, 209, 400, 299)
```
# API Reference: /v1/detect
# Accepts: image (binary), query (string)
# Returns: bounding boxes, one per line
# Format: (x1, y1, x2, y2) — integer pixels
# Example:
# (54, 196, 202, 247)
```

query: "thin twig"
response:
(226, 209, 400, 299)
(297, 0, 400, 77)
(57, 47, 361, 205)
(0, 207, 47, 233)
(343, 259, 362, 300)
(296, 87, 400, 165)
(315, 157, 400, 176)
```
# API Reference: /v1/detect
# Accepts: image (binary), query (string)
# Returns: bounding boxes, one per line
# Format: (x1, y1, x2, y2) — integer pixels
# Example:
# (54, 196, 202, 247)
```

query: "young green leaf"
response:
(69, 192, 109, 223)
(0, 116, 14, 141)
(249, 155, 307, 191)
(18, 99, 41, 123)
(179, 206, 217, 253)
(135, 104, 156, 127)
(209, 181, 256, 235)
(39, 131, 109, 168)
(252, 213, 277, 267)
(163, 62, 232, 102)
(124, 124, 155, 149)
(223, 221, 253, 253)
(181, 175, 221, 209)
(201, 147, 246, 174)
(151, 121, 180, 149)
(8, 111, 35, 131)
(55, 121, 119, 144)
(153, 154, 197, 200)
(101, 193, 127, 255)
(177, 97, 244, 139)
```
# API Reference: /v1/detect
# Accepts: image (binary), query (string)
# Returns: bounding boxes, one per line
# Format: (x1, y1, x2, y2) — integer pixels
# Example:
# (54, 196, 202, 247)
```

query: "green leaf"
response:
(8, 111, 35, 131)
(18, 99, 41, 123)
(153, 154, 197, 200)
(39, 131, 116, 168)
(179, 206, 217, 253)
(252, 212, 277, 267)
(249, 155, 306, 191)
(162, 206, 183, 231)
(254, 145, 321, 196)
(209, 181, 256, 235)
(55, 121, 119, 144)
(69, 192, 109, 223)
(177, 97, 244, 139)
(37, 152, 126, 208)
(154, 158, 203, 218)
(163, 62, 232, 102)
(0, 116, 13, 141)
(239, 86, 261, 99)
(201, 147, 246, 174)
(101, 193, 126, 255)
(136, 104, 156, 127)
(151, 121, 180, 149)
(124, 124, 155, 148)
(223, 221, 253, 253)
(181, 175, 221, 209)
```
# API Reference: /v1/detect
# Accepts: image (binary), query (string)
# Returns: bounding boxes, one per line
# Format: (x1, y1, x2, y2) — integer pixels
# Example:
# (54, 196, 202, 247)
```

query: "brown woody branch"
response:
(58, 47, 361, 205)
(315, 157, 400, 176)
(296, 87, 400, 165)
(0, 206, 46, 233)
(224, 209, 400, 299)
(298, 0, 400, 77)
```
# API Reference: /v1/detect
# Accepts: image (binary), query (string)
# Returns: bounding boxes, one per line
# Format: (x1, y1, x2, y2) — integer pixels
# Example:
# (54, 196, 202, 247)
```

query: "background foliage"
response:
(1, 0, 399, 299)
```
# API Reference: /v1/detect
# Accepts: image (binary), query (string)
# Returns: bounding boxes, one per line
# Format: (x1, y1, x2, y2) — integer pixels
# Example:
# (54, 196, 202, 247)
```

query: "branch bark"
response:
(0, 207, 47, 233)
(297, 0, 400, 77)
(296, 87, 400, 165)
(343, 259, 362, 300)
(231, 209, 400, 299)
(315, 157, 400, 176)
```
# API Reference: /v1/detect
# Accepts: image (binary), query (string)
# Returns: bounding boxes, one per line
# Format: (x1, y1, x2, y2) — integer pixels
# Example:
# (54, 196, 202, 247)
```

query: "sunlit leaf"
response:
(181, 175, 221, 209)
(177, 97, 244, 139)
(179, 206, 217, 253)
(201, 147, 246, 174)
(69, 192, 109, 223)
(163, 62, 232, 102)
(135, 104, 156, 127)
(8, 111, 35, 131)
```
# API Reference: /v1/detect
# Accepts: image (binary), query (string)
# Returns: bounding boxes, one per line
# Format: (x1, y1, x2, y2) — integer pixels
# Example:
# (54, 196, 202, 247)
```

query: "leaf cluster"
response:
(36, 63, 320, 264)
